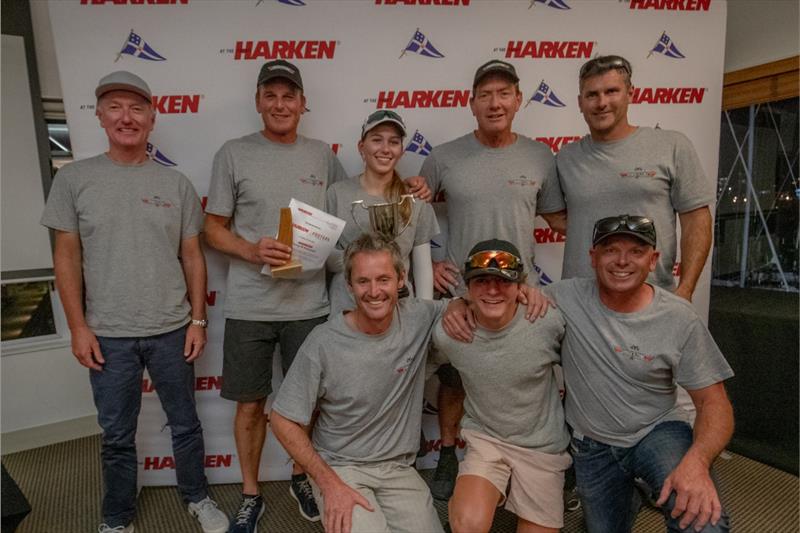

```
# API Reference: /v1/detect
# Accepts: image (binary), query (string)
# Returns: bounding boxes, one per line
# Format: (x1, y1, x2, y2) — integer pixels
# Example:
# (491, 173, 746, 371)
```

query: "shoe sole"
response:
(288, 486, 322, 522)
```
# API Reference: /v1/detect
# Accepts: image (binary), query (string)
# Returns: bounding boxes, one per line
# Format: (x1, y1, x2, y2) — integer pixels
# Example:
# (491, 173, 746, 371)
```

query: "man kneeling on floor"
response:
(431, 239, 572, 533)
(545, 215, 734, 533)
(270, 233, 447, 533)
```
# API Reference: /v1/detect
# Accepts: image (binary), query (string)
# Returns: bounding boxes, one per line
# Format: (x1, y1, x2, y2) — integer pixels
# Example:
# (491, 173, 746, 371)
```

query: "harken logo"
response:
(535, 136, 581, 154)
(504, 40, 594, 59)
(116, 29, 166, 62)
(142, 454, 232, 470)
(151, 94, 202, 114)
(374, 90, 470, 109)
(534, 227, 566, 243)
(631, 87, 706, 104)
(142, 376, 223, 393)
(300, 174, 324, 187)
(232, 40, 337, 60)
(627, 0, 710, 11)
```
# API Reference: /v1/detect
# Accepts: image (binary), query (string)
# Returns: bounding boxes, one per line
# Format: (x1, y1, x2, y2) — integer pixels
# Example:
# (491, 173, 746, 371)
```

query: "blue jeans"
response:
(570, 421, 730, 533)
(91, 326, 208, 527)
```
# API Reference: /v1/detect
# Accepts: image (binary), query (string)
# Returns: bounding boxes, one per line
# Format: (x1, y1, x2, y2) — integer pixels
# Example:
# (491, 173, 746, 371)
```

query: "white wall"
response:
(725, 0, 799, 72)
(7, 0, 799, 447)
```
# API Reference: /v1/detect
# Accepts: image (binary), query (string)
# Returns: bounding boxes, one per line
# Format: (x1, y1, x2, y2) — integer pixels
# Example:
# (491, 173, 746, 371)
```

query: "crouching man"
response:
(431, 239, 571, 533)
(545, 215, 734, 532)
(270, 234, 447, 533)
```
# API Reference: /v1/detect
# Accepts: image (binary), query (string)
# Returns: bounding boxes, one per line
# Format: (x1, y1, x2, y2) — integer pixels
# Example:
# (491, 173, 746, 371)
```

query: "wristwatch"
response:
(190, 319, 208, 328)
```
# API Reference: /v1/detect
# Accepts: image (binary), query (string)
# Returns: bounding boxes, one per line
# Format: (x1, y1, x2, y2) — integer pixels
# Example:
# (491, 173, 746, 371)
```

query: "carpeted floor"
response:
(2, 435, 798, 532)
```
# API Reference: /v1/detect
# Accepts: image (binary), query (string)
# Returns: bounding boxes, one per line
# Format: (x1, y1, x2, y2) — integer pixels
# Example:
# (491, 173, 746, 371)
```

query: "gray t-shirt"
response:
(326, 176, 440, 315)
(556, 127, 712, 289)
(544, 278, 734, 447)
(420, 133, 564, 294)
(431, 306, 569, 453)
(40, 154, 203, 337)
(272, 298, 447, 466)
(206, 132, 347, 321)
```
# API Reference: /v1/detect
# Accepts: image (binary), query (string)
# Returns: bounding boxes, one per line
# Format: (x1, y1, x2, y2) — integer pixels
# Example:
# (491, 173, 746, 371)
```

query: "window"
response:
(713, 57, 799, 292)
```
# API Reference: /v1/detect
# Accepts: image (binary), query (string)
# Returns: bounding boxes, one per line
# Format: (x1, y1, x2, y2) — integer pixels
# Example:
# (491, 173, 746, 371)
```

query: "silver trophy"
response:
(350, 194, 415, 240)
(351, 194, 415, 297)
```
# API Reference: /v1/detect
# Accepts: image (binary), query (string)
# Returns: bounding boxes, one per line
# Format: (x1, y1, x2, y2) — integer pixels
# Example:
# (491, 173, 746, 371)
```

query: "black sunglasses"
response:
(592, 215, 656, 246)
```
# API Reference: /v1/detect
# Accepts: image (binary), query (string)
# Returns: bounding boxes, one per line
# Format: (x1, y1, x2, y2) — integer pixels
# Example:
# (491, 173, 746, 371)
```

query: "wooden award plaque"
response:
(271, 207, 302, 278)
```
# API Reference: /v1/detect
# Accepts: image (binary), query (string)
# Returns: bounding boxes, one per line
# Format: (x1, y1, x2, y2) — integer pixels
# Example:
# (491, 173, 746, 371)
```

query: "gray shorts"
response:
(221, 316, 327, 402)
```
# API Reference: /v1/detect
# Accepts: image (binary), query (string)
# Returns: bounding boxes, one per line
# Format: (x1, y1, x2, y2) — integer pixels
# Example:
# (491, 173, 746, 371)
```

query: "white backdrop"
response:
(48, 0, 726, 485)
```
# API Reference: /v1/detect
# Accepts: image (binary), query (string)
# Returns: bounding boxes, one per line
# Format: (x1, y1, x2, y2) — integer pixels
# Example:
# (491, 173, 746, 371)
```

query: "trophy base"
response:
(271, 260, 303, 278)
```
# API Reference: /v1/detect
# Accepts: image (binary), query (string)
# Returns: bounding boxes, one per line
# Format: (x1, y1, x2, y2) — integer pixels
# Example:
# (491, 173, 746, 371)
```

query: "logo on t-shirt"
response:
(141, 195, 174, 208)
(619, 167, 657, 179)
(299, 174, 324, 187)
(614, 344, 655, 363)
(507, 175, 538, 187)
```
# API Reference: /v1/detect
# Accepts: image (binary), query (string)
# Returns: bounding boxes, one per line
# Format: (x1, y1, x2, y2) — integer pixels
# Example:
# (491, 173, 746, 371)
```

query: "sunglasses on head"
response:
(466, 250, 522, 271)
(592, 215, 656, 246)
(579, 56, 632, 79)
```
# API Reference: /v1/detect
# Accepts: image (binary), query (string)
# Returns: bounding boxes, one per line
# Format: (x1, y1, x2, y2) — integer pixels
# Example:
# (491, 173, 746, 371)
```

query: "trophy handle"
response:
(350, 200, 372, 234)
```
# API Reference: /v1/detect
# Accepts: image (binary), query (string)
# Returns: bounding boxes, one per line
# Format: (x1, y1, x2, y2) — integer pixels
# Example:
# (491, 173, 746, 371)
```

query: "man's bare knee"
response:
(449, 501, 492, 533)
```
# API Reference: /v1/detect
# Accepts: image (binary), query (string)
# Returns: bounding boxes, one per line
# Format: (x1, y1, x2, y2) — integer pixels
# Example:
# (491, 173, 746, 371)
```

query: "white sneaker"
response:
(188, 496, 228, 533)
(98, 524, 133, 533)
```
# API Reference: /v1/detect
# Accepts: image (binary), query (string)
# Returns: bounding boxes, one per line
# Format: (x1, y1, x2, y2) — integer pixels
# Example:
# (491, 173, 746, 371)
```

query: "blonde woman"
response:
(326, 110, 438, 316)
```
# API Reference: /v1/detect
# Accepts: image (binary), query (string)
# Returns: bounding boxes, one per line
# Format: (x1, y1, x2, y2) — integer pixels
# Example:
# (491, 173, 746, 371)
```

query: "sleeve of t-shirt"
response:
(179, 175, 204, 239)
(325, 183, 338, 217)
(536, 148, 567, 214)
(429, 319, 452, 367)
(674, 319, 735, 390)
(419, 152, 443, 195)
(272, 333, 324, 426)
(669, 131, 714, 213)
(205, 143, 236, 217)
(40, 166, 78, 233)
(327, 151, 348, 186)
(413, 202, 441, 246)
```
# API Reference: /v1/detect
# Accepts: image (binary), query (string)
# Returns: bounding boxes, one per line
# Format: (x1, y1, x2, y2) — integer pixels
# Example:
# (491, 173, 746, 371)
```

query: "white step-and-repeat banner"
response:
(48, 0, 725, 485)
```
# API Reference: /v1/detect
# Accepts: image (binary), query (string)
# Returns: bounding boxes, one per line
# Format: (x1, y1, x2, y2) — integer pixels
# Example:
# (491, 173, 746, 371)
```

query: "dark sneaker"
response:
(430, 447, 458, 500)
(228, 494, 264, 533)
(290, 474, 321, 522)
(564, 486, 581, 512)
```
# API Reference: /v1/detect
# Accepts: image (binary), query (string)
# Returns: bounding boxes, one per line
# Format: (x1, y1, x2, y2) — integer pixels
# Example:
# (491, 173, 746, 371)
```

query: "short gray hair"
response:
(344, 233, 405, 283)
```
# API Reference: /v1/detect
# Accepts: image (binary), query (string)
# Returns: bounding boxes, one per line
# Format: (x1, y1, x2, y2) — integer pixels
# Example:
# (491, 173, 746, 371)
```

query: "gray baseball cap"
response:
(360, 110, 407, 139)
(95, 71, 152, 101)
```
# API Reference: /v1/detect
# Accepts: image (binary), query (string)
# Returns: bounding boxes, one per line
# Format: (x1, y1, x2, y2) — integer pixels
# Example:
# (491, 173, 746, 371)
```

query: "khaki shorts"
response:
(459, 429, 572, 528)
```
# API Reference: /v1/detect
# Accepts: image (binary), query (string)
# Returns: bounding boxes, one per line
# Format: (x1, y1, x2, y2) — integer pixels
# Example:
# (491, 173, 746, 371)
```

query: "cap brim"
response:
(362, 118, 406, 138)
(95, 83, 151, 101)
(474, 69, 519, 88)
(593, 230, 656, 247)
